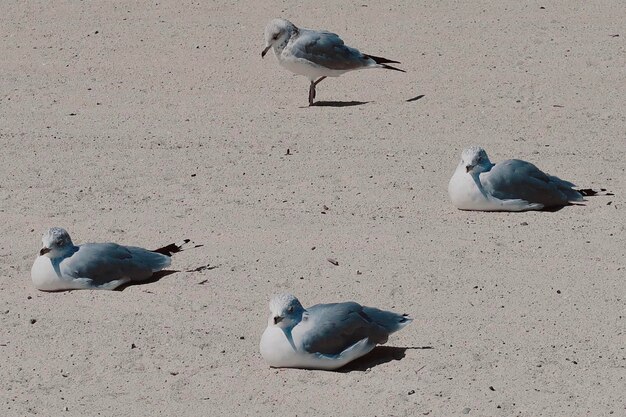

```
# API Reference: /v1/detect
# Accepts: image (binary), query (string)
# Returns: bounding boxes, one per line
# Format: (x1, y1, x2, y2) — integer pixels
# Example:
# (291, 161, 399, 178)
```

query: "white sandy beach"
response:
(1, 1, 624, 415)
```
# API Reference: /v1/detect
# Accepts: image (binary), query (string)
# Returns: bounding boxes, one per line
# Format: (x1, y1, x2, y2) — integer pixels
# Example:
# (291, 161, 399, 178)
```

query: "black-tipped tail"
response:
(363, 54, 406, 72)
(153, 239, 203, 257)
(577, 188, 614, 197)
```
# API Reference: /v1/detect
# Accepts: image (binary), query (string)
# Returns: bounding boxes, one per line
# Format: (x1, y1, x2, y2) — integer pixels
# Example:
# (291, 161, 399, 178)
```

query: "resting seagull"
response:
(31, 227, 189, 291)
(262, 18, 405, 106)
(448, 146, 588, 211)
(260, 293, 412, 370)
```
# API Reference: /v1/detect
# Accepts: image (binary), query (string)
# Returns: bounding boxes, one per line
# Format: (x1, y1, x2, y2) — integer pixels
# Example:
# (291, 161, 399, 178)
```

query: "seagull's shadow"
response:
(337, 345, 433, 373)
(115, 269, 179, 291)
(306, 100, 369, 108)
(543, 203, 589, 212)
(541, 205, 569, 212)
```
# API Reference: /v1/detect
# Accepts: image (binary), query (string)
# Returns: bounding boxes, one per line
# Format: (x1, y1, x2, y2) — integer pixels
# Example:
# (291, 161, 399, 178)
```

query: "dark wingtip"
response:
(363, 53, 401, 65)
(152, 239, 194, 257)
(381, 64, 406, 73)
(578, 188, 613, 197)
(363, 54, 406, 72)
(399, 314, 413, 323)
(578, 188, 598, 197)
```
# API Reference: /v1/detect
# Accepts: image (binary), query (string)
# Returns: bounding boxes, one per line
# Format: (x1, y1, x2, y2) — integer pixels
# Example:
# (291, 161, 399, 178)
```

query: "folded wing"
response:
(292, 29, 369, 71)
(302, 302, 410, 355)
(60, 243, 171, 286)
(482, 159, 583, 207)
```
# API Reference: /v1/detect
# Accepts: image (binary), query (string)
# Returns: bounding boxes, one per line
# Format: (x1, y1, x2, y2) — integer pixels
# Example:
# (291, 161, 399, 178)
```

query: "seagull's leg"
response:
(308, 81, 315, 106)
(308, 77, 327, 106)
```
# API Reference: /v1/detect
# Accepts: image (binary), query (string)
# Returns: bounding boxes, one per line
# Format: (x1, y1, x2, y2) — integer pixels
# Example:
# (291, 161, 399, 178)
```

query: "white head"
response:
(262, 18, 298, 58)
(268, 293, 305, 329)
(39, 227, 74, 258)
(460, 146, 493, 174)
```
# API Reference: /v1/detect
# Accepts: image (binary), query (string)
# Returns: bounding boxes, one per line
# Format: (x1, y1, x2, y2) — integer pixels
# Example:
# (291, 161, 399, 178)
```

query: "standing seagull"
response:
(31, 227, 189, 291)
(261, 18, 405, 106)
(448, 146, 588, 211)
(260, 293, 412, 370)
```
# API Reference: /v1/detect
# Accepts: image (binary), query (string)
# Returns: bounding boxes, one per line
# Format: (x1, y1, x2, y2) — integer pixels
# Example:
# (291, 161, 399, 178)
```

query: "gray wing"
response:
(290, 29, 370, 70)
(302, 302, 397, 355)
(60, 243, 171, 286)
(481, 159, 583, 207)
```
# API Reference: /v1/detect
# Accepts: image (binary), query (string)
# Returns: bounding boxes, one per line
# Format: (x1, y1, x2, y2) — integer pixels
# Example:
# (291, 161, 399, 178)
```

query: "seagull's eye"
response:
(287, 306, 294, 313)
(272, 34, 279, 40)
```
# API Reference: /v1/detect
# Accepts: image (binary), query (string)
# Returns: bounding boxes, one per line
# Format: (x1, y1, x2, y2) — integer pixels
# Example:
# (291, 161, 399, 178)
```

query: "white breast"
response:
(448, 167, 495, 211)
(31, 256, 66, 291)
(260, 325, 301, 368)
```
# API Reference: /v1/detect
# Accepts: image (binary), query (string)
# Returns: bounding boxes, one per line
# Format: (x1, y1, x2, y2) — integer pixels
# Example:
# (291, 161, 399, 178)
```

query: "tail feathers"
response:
(561, 187, 585, 203)
(152, 239, 202, 257)
(549, 175, 593, 203)
(396, 313, 414, 330)
(363, 54, 406, 73)
(363, 307, 413, 333)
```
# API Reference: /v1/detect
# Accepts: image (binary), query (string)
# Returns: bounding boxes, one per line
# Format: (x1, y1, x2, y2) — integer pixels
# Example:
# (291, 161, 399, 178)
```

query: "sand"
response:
(1, 1, 624, 416)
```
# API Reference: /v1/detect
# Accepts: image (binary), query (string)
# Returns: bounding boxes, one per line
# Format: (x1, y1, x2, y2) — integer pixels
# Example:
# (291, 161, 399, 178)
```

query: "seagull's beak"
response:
(39, 247, 51, 256)
(465, 164, 474, 173)
(261, 45, 271, 58)
(273, 315, 283, 325)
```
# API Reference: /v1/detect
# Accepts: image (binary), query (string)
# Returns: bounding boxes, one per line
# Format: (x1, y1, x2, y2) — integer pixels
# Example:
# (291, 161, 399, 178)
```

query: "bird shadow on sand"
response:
(115, 269, 179, 291)
(541, 205, 569, 213)
(337, 345, 433, 373)
(543, 202, 589, 212)
(305, 100, 369, 108)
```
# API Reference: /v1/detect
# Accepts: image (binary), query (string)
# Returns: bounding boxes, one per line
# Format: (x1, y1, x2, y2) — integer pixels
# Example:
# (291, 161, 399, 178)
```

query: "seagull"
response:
(31, 227, 189, 291)
(261, 18, 405, 106)
(260, 293, 412, 370)
(448, 146, 588, 211)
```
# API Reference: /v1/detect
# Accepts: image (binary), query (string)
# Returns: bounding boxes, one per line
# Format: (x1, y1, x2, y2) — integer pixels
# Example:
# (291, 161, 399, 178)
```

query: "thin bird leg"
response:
(308, 81, 315, 106)
(308, 77, 327, 106)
